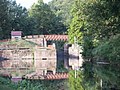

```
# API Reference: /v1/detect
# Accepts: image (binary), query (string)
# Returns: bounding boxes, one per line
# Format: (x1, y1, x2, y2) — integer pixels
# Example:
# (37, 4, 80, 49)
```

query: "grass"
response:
(0, 76, 69, 90)
(0, 39, 36, 49)
(0, 85, 14, 90)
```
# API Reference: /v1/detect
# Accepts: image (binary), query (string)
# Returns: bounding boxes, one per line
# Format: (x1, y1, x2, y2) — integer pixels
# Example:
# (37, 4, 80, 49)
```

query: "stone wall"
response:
(0, 34, 67, 75)
(0, 45, 57, 75)
(34, 46, 57, 74)
(68, 44, 83, 70)
(0, 48, 34, 68)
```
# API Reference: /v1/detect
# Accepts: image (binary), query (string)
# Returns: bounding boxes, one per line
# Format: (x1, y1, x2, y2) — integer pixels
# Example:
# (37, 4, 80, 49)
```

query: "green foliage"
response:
(0, 85, 14, 90)
(68, 0, 88, 44)
(93, 34, 120, 89)
(69, 69, 100, 90)
(49, 0, 74, 27)
(0, 0, 10, 39)
(0, 0, 67, 40)
(69, 70, 84, 90)
(8, 1, 28, 34)
(68, 0, 120, 89)
(0, 0, 36, 39)
(0, 77, 68, 90)
(29, 1, 66, 34)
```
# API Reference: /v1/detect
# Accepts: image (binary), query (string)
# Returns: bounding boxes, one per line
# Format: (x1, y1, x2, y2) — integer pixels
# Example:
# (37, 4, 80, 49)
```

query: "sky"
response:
(16, 0, 52, 9)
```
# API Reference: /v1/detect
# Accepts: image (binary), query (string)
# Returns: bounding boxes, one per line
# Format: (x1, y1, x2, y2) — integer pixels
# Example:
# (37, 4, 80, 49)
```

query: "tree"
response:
(0, 0, 10, 39)
(8, 0, 34, 36)
(68, 0, 120, 89)
(49, 0, 74, 27)
(69, 70, 84, 90)
(0, 0, 33, 39)
(93, 34, 120, 89)
(29, 0, 66, 34)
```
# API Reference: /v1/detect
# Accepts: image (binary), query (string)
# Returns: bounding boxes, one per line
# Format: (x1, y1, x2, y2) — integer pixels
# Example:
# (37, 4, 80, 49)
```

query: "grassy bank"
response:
(0, 76, 68, 90)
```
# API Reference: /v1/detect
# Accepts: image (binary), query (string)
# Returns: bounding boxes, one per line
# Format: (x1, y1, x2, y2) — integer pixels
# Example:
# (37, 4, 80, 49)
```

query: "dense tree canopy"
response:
(29, 0, 66, 35)
(49, 0, 74, 27)
(0, 0, 10, 39)
(68, 0, 120, 89)
(0, 0, 35, 39)
(0, 0, 67, 40)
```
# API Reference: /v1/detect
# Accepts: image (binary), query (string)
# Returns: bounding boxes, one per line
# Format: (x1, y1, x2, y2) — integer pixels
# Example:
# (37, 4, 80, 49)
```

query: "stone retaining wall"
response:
(0, 46, 57, 75)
